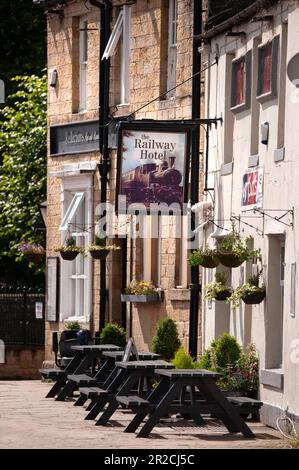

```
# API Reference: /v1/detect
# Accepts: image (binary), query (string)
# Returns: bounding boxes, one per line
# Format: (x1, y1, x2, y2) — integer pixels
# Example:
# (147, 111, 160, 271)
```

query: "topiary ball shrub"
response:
(214, 333, 241, 368)
(100, 323, 127, 348)
(152, 317, 181, 360)
(172, 347, 194, 369)
(198, 333, 242, 370)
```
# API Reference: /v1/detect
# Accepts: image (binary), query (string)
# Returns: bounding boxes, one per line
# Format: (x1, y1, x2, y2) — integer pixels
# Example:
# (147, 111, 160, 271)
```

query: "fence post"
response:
(23, 291, 27, 345)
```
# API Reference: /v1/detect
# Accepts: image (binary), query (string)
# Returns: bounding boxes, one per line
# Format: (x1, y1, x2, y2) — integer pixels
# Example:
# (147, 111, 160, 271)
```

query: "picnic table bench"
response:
(116, 368, 262, 438)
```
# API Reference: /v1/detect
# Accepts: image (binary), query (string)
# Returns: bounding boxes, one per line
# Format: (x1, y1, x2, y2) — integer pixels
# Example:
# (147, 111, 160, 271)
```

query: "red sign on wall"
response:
(241, 167, 264, 211)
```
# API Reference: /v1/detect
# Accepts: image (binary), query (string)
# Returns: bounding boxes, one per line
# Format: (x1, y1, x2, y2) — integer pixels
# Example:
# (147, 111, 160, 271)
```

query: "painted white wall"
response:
(203, 0, 299, 417)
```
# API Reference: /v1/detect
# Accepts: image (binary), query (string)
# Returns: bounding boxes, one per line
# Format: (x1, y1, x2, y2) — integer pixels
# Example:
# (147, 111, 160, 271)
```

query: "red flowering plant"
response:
(218, 344, 259, 393)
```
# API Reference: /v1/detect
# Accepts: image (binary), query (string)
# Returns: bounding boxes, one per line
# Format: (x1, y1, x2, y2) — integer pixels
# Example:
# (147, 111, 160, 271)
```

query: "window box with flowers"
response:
(121, 281, 162, 302)
(87, 236, 120, 260)
(19, 242, 45, 264)
(54, 236, 83, 261)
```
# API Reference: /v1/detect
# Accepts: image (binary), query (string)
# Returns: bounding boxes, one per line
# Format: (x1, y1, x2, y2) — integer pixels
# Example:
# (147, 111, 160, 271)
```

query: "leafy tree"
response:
(0, 74, 47, 287)
(0, 0, 46, 96)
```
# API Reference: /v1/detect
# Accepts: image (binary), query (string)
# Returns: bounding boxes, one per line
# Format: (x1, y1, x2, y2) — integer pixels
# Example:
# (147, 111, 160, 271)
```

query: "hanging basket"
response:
(199, 255, 219, 269)
(215, 288, 233, 301)
(24, 253, 45, 264)
(59, 251, 80, 261)
(218, 253, 245, 268)
(89, 249, 110, 260)
(241, 290, 266, 305)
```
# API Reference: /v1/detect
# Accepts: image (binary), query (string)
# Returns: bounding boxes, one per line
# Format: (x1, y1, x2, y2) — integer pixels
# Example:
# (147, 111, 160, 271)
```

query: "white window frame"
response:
(167, 0, 178, 98)
(79, 16, 88, 112)
(59, 192, 84, 231)
(59, 175, 93, 323)
(102, 6, 131, 105)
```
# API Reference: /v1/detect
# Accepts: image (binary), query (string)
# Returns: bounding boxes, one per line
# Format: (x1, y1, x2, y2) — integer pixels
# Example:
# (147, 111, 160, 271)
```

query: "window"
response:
(166, 0, 178, 98)
(79, 16, 88, 112)
(231, 51, 252, 112)
(102, 6, 131, 104)
(60, 176, 93, 322)
(257, 36, 279, 101)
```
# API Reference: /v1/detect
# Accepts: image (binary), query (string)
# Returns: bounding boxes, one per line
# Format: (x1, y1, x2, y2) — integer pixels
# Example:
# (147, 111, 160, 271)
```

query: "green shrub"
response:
(100, 323, 126, 347)
(152, 317, 181, 360)
(215, 333, 241, 368)
(198, 333, 241, 370)
(172, 348, 194, 369)
(65, 321, 81, 330)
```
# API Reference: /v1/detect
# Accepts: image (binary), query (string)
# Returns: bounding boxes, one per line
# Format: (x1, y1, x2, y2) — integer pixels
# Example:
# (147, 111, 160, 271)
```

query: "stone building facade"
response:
(35, 0, 204, 361)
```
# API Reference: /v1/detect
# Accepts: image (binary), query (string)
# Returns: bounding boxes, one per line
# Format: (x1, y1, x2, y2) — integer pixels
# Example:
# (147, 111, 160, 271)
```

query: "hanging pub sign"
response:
(241, 166, 264, 211)
(116, 121, 194, 214)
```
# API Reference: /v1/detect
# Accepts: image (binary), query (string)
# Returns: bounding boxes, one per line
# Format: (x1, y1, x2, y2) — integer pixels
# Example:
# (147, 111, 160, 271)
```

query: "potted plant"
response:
(99, 323, 127, 348)
(18, 242, 45, 263)
(188, 247, 219, 268)
(87, 236, 120, 260)
(121, 280, 161, 302)
(217, 232, 260, 268)
(204, 272, 233, 302)
(54, 236, 82, 261)
(228, 274, 266, 309)
(152, 317, 181, 361)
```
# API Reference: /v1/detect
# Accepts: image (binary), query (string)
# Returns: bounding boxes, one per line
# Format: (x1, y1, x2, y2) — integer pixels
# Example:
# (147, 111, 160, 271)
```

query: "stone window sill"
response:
(261, 368, 284, 390)
(168, 288, 190, 302)
(221, 162, 233, 176)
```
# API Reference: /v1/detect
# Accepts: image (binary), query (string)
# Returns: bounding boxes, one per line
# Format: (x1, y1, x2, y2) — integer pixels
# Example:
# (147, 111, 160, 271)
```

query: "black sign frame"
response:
(50, 120, 100, 156)
(115, 120, 196, 215)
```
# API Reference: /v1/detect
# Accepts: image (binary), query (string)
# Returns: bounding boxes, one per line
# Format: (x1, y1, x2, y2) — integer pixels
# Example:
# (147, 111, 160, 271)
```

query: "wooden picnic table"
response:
(54, 344, 122, 401)
(94, 360, 174, 426)
(118, 368, 255, 438)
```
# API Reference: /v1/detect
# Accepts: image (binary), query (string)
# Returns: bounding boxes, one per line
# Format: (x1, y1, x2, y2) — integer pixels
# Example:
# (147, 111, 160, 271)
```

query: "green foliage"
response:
(204, 272, 232, 301)
(198, 333, 241, 370)
(94, 236, 106, 247)
(65, 321, 81, 330)
(217, 232, 260, 263)
(227, 272, 266, 308)
(55, 237, 82, 253)
(172, 348, 194, 369)
(198, 334, 258, 393)
(100, 323, 127, 348)
(152, 317, 181, 360)
(187, 248, 219, 268)
(0, 0, 46, 95)
(0, 74, 47, 287)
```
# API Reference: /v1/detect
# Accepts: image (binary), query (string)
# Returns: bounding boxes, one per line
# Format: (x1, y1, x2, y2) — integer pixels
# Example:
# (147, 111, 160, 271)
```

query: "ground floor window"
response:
(59, 175, 93, 322)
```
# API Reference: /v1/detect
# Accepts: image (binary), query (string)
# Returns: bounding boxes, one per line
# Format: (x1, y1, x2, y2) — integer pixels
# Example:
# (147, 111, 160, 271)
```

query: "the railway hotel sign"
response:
(116, 121, 194, 213)
(50, 120, 99, 156)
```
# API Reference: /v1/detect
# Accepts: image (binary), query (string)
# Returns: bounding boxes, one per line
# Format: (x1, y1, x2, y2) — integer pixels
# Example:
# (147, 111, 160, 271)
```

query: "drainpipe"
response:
(188, 0, 202, 358)
(89, 0, 112, 332)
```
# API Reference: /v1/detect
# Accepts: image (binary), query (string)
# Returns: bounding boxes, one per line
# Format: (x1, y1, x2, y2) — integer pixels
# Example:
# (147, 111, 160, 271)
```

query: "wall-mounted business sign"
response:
(241, 166, 264, 211)
(50, 120, 99, 156)
(116, 121, 195, 214)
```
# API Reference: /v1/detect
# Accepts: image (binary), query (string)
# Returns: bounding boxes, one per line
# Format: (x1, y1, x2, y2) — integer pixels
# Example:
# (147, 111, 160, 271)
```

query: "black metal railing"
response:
(0, 292, 45, 347)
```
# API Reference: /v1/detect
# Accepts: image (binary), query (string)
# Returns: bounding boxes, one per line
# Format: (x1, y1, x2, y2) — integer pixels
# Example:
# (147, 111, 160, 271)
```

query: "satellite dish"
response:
(287, 53, 299, 86)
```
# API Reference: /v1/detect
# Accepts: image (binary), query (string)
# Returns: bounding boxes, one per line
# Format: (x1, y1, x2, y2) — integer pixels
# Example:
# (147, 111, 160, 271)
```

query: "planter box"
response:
(121, 293, 161, 303)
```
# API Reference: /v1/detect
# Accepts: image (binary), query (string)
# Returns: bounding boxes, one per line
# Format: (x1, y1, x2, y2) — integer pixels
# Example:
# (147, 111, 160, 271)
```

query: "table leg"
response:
(197, 378, 254, 438)
(188, 385, 205, 426)
(55, 380, 75, 401)
(74, 395, 87, 406)
(96, 372, 140, 426)
(45, 380, 66, 398)
(137, 380, 182, 438)
(73, 352, 96, 374)
(85, 401, 106, 420)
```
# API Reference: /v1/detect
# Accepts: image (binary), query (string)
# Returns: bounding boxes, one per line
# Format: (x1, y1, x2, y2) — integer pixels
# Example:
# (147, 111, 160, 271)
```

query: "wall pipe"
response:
(188, 0, 202, 358)
(89, 0, 112, 333)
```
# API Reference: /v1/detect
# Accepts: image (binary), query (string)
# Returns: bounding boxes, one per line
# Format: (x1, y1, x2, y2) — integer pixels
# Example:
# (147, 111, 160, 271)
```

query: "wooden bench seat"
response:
(39, 369, 66, 380)
(67, 374, 98, 386)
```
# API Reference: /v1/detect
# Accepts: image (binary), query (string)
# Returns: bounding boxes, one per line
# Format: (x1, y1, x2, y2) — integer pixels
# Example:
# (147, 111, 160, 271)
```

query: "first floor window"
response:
(231, 51, 252, 112)
(257, 36, 279, 100)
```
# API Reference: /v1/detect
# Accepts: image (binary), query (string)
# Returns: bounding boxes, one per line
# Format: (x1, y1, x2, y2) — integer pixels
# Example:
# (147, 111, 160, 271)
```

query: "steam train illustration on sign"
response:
(121, 157, 183, 207)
